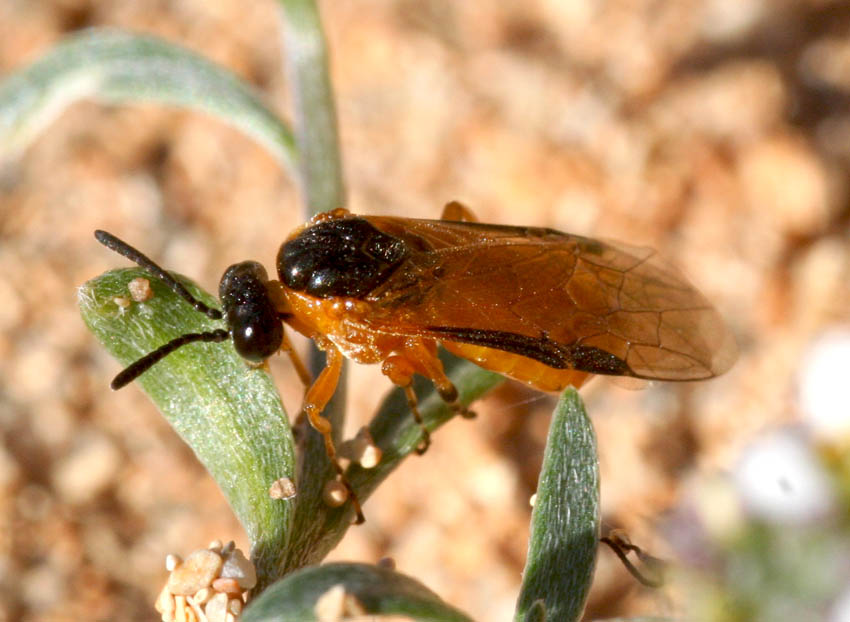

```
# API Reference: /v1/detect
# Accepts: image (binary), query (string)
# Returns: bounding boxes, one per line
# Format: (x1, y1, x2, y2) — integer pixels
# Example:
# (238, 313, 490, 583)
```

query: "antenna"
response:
(94, 230, 223, 320)
(94, 230, 229, 388)
(110, 330, 229, 389)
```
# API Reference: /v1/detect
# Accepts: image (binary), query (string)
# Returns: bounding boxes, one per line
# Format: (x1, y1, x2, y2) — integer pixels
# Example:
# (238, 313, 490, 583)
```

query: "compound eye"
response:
(229, 305, 283, 362)
(219, 260, 283, 362)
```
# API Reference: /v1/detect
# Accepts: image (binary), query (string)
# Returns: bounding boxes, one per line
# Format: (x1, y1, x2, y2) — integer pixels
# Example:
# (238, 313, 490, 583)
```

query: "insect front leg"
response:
(280, 330, 312, 388)
(301, 338, 364, 524)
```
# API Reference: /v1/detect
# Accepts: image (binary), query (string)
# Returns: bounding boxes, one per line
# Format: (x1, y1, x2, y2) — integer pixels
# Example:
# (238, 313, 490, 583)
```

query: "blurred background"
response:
(1, 1, 849, 620)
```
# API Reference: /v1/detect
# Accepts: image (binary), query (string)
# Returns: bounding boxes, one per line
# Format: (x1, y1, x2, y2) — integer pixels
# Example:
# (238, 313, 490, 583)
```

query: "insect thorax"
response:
(277, 217, 408, 298)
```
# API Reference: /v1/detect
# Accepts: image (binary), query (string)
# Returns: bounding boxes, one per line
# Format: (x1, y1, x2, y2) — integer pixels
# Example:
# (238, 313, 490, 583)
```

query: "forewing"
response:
(365, 218, 737, 380)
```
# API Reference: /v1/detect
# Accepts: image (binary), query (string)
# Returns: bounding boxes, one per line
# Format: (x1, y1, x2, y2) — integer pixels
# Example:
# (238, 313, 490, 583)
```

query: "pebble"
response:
(315, 584, 366, 621)
(193, 588, 212, 605)
(173, 595, 192, 622)
(155, 583, 175, 621)
(166, 554, 181, 572)
(323, 480, 348, 508)
(220, 548, 257, 590)
(156, 544, 256, 621)
(211, 577, 241, 595)
(128, 277, 153, 301)
(167, 549, 223, 596)
(268, 477, 297, 500)
(315, 584, 346, 622)
(339, 427, 382, 468)
(204, 592, 230, 622)
(359, 443, 382, 469)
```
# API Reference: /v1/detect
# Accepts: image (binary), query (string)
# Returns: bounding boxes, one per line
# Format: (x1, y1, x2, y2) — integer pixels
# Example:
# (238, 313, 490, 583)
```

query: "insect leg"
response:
(280, 331, 312, 388)
(600, 530, 666, 588)
(308, 207, 350, 225)
(383, 339, 475, 438)
(301, 340, 364, 523)
(440, 201, 478, 222)
(403, 385, 430, 454)
(94, 231, 222, 320)
(381, 355, 430, 454)
(263, 282, 313, 388)
(404, 340, 476, 419)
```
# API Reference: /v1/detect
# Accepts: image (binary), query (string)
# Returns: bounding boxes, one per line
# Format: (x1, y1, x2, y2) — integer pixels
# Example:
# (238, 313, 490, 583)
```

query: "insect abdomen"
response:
(441, 341, 591, 392)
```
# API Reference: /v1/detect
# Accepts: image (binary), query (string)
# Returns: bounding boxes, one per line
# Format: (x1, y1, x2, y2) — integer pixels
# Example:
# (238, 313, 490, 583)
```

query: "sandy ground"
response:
(1, 1, 849, 620)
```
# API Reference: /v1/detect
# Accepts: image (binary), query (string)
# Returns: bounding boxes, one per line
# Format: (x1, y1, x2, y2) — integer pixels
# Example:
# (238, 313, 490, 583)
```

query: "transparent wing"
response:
(362, 217, 737, 380)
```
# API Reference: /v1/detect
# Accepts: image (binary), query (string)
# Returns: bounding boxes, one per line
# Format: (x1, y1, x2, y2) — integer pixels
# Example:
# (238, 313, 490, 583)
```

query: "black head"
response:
(277, 217, 408, 299)
(219, 261, 283, 362)
(94, 230, 283, 388)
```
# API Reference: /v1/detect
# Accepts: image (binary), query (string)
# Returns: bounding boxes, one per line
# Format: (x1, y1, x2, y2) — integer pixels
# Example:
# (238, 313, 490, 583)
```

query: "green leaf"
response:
(515, 388, 600, 622)
(0, 28, 296, 170)
(524, 600, 547, 622)
(276, 0, 345, 214)
(282, 354, 504, 570)
(243, 562, 475, 622)
(78, 268, 296, 589)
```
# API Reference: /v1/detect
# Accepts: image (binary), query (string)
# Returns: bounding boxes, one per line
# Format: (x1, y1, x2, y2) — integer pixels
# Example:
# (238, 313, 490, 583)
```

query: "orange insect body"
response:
(279, 290, 403, 365)
(96, 202, 737, 523)
(441, 342, 591, 392)
(274, 207, 736, 393)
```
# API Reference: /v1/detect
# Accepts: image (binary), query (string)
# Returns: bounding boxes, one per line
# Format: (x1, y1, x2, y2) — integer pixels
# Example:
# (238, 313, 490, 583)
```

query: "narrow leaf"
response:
(0, 28, 296, 170)
(243, 562, 475, 622)
(515, 388, 600, 622)
(277, 0, 345, 214)
(78, 268, 296, 589)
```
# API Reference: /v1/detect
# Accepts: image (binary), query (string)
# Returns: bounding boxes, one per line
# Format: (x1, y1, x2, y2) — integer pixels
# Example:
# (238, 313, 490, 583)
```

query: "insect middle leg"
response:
(301, 338, 364, 524)
(404, 340, 474, 419)
(382, 339, 473, 455)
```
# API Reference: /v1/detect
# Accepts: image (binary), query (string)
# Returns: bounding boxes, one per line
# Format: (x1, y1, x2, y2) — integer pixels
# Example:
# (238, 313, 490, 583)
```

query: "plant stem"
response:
(275, 0, 350, 575)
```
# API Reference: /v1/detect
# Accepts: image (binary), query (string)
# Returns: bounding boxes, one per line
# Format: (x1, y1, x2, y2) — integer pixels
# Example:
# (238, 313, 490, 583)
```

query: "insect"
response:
(95, 202, 737, 523)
